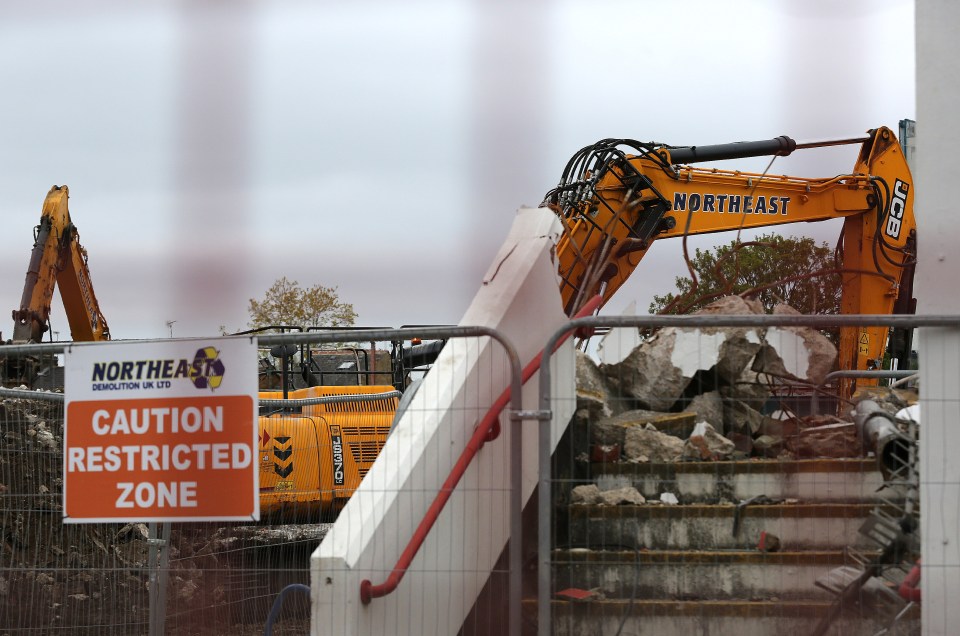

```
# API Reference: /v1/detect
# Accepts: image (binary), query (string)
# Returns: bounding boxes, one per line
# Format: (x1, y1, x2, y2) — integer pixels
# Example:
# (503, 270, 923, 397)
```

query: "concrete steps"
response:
(567, 502, 891, 551)
(553, 549, 869, 601)
(549, 459, 917, 635)
(592, 458, 890, 503)
(534, 599, 919, 636)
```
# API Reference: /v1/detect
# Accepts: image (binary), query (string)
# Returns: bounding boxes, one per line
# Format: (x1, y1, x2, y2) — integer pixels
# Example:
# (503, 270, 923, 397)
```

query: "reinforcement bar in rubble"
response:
(810, 370, 916, 415)
(536, 312, 960, 636)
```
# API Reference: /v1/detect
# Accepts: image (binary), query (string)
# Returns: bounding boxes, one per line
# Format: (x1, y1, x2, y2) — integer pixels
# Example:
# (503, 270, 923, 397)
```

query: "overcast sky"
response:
(0, 0, 915, 341)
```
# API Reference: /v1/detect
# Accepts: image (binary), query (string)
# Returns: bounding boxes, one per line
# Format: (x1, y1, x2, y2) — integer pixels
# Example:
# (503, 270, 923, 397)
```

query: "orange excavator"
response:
(9, 185, 111, 346)
(544, 125, 917, 394)
(4, 186, 111, 387)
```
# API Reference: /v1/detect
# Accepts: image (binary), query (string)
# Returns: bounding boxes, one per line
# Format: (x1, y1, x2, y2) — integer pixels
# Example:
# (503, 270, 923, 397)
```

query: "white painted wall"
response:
(310, 207, 576, 635)
(916, 2, 960, 633)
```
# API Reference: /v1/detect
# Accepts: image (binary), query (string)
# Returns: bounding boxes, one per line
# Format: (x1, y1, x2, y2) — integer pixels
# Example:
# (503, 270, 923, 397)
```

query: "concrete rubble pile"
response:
(569, 295, 910, 505)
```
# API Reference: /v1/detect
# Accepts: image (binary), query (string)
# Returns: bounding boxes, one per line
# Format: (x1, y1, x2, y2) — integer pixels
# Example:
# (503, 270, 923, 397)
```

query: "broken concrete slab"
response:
(851, 386, 919, 418)
(756, 416, 799, 440)
(723, 400, 767, 437)
(750, 304, 838, 385)
(623, 426, 685, 463)
(604, 330, 689, 412)
(786, 417, 859, 459)
(721, 368, 772, 411)
(603, 296, 766, 412)
(592, 409, 696, 447)
(599, 486, 646, 506)
(691, 296, 765, 384)
(682, 391, 724, 431)
(571, 484, 603, 505)
(575, 351, 611, 420)
(695, 295, 764, 317)
(682, 422, 736, 461)
(753, 434, 786, 458)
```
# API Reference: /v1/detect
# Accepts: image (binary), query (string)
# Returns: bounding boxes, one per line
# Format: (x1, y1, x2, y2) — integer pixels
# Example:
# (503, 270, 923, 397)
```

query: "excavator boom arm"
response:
(547, 126, 916, 394)
(11, 186, 110, 343)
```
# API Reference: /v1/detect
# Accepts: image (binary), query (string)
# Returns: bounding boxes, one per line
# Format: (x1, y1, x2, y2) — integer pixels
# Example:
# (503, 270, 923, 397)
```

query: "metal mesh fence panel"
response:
(1, 394, 153, 635)
(0, 389, 318, 636)
(1, 325, 527, 636)
(539, 313, 947, 636)
(312, 330, 528, 636)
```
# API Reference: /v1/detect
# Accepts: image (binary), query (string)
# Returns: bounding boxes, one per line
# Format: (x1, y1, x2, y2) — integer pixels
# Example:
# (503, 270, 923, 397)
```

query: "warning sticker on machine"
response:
(858, 333, 870, 355)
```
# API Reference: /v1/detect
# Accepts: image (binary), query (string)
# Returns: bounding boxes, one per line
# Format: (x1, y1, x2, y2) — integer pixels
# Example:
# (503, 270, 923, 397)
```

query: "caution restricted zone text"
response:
(65, 395, 255, 520)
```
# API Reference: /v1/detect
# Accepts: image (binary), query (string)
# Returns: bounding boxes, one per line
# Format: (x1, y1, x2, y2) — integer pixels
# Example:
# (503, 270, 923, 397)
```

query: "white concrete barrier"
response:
(311, 207, 577, 635)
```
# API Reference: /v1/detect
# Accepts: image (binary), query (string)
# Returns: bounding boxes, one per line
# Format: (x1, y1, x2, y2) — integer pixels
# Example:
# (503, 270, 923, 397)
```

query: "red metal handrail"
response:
(899, 559, 921, 603)
(359, 295, 602, 604)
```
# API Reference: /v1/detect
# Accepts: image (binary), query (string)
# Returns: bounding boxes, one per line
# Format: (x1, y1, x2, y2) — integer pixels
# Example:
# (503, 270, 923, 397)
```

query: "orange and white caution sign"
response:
(63, 338, 258, 523)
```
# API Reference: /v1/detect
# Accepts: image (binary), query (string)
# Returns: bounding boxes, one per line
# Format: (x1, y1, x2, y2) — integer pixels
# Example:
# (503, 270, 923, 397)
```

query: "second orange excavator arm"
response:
(11, 186, 111, 343)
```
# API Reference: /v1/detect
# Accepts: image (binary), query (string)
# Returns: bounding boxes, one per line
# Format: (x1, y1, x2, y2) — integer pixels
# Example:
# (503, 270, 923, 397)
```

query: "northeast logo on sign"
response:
(89, 345, 227, 393)
(189, 347, 226, 390)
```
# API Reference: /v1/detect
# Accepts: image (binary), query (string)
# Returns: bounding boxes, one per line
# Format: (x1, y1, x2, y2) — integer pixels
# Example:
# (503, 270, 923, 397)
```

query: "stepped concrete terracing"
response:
(593, 458, 889, 503)
(550, 458, 918, 635)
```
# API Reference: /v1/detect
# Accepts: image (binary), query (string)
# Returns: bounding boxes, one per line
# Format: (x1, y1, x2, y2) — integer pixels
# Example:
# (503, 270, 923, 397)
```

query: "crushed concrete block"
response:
(660, 492, 679, 505)
(623, 427, 684, 463)
(603, 296, 764, 412)
(682, 391, 724, 431)
(751, 304, 837, 385)
(575, 351, 611, 419)
(692, 296, 764, 384)
(642, 411, 698, 438)
(604, 330, 688, 412)
(753, 434, 785, 458)
(756, 416, 798, 439)
(723, 400, 767, 437)
(696, 295, 764, 317)
(592, 410, 696, 447)
(721, 368, 771, 412)
(851, 386, 919, 418)
(570, 484, 603, 505)
(787, 416, 859, 458)
(599, 486, 645, 506)
(682, 421, 736, 461)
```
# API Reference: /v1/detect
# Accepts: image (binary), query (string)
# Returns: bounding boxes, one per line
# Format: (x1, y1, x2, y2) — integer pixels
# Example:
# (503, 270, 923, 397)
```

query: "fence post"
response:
(148, 522, 171, 636)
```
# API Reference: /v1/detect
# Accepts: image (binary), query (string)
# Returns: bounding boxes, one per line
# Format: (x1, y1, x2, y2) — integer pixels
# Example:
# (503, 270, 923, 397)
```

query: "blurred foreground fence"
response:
(2, 312, 958, 636)
(1, 326, 521, 636)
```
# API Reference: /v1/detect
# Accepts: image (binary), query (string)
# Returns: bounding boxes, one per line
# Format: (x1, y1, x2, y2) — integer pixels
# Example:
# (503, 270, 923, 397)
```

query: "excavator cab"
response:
(236, 326, 444, 520)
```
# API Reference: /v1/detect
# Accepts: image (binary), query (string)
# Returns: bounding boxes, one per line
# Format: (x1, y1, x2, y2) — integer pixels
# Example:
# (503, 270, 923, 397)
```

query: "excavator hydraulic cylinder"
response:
(664, 135, 797, 164)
